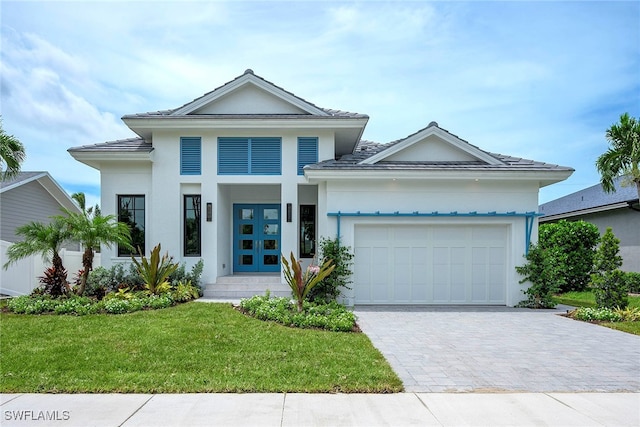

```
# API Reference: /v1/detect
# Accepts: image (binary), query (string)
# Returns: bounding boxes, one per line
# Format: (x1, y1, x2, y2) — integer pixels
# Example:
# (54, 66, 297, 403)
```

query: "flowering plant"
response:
(282, 251, 335, 312)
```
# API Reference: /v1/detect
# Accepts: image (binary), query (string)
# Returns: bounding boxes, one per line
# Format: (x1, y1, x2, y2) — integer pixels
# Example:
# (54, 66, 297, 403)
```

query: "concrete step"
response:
(203, 275, 291, 299)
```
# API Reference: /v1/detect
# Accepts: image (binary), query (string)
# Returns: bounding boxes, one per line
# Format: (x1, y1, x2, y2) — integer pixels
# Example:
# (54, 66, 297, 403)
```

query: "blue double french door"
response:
(233, 204, 281, 272)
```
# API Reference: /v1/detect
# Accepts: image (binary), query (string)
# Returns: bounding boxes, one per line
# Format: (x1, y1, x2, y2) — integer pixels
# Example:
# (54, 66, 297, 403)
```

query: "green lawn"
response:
(554, 291, 640, 309)
(554, 291, 640, 336)
(0, 302, 402, 393)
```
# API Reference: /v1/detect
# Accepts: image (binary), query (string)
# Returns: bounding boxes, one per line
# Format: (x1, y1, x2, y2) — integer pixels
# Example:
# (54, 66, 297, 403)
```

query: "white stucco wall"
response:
(317, 178, 540, 306)
(97, 127, 336, 285)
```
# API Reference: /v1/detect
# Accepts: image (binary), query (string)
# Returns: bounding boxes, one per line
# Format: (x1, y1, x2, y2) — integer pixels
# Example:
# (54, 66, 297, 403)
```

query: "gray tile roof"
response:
(0, 171, 47, 190)
(539, 176, 639, 216)
(122, 69, 368, 120)
(68, 137, 152, 153)
(305, 124, 572, 173)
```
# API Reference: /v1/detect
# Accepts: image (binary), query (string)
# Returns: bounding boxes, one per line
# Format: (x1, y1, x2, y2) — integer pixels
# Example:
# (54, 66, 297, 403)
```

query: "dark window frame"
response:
(299, 204, 316, 259)
(117, 195, 145, 257)
(184, 194, 202, 257)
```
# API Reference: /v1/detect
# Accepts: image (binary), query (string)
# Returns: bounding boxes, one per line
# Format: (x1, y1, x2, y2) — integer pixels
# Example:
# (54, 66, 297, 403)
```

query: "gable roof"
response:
(115, 69, 368, 156)
(0, 171, 82, 214)
(123, 70, 368, 120)
(304, 122, 573, 186)
(359, 121, 504, 166)
(539, 176, 639, 220)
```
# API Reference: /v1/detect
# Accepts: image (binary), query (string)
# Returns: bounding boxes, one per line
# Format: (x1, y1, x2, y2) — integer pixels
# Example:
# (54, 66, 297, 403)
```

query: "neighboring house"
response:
(0, 171, 81, 242)
(68, 69, 573, 306)
(1, 171, 83, 295)
(539, 177, 640, 272)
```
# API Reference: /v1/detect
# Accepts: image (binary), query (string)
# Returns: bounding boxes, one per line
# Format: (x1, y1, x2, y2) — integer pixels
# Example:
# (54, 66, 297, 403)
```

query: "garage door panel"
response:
(354, 224, 507, 305)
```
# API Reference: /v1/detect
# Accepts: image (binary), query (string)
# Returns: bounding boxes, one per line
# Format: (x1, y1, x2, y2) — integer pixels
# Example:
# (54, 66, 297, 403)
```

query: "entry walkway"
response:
(2, 392, 638, 426)
(354, 305, 640, 392)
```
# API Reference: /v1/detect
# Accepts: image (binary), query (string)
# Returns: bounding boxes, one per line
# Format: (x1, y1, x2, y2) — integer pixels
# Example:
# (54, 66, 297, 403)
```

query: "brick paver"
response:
(354, 305, 640, 392)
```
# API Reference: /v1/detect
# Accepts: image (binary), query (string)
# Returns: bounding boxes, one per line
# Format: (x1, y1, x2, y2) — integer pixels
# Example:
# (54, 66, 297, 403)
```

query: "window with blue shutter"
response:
(297, 137, 318, 175)
(180, 137, 201, 175)
(218, 137, 281, 175)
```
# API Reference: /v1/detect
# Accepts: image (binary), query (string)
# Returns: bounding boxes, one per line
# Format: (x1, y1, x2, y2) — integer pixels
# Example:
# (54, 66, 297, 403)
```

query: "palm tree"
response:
(595, 113, 640, 201)
(61, 192, 132, 295)
(0, 118, 26, 181)
(3, 217, 72, 296)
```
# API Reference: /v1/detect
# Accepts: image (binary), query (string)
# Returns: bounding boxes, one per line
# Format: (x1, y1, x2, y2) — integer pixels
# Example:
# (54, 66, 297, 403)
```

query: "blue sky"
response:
(2, 0, 638, 208)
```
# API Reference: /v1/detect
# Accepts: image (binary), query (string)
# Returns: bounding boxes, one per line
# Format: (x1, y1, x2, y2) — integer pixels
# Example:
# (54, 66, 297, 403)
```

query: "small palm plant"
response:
(3, 217, 72, 296)
(282, 251, 335, 312)
(131, 243, 179, 295)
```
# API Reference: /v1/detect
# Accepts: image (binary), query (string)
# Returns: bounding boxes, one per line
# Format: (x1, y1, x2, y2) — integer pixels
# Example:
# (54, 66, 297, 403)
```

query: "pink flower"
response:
(307, 265, 320, 275)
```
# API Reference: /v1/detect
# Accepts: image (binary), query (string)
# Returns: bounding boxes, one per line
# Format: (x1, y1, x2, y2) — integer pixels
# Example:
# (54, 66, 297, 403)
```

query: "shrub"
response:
(169, 260, 204, 294)
(592, 270, 628, 310)
(131, 243, 180, 295)
(308, 237, 354, 303)
(614, 306, 640, 322)
(36, 265, 70, 297)
(515, 243, 564, 308)
(282, 251, 335, 312)
(85, 264, 144, 298)
(171, 280, 201, 303)
(570, 307, 623, 322)
(239, 295, 357, 332)
(538, 220, 600, 292)
(53, 296, 95, 315)
(591, 228, 628, 309)
(624, 272, 640, 294)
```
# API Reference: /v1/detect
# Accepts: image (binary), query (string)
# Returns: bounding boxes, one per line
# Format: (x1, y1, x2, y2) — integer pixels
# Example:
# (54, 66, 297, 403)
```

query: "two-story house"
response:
(69, 69, 573, 306)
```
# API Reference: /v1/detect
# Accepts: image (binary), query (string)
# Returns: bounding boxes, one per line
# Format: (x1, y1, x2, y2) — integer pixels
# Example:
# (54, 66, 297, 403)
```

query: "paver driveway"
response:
(354, 305, 640, 393)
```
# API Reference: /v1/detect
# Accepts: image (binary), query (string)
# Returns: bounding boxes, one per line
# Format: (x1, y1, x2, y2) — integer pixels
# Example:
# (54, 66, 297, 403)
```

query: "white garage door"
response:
(354, 224, 507, 304)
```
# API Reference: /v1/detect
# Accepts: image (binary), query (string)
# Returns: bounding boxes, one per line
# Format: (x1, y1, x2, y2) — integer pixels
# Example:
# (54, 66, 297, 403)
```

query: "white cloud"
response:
(0, 0, 637, 207)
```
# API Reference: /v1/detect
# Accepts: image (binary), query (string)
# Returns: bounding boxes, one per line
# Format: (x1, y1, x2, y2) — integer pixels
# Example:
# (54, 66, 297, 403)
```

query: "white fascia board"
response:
(360, 127, 503, 166)
(69, 151, 153, 170)
(171, 74, 329, 116)
(123, 116, 367, 130)
(305, 168, 572, 184)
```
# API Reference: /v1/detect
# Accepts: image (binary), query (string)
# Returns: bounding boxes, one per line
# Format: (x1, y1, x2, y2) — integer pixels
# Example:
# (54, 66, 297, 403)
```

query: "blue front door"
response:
(233, 204, 281, 272)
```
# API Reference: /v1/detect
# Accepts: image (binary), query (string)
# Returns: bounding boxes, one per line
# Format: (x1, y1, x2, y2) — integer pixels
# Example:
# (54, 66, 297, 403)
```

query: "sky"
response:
(1, 0, 639, 208)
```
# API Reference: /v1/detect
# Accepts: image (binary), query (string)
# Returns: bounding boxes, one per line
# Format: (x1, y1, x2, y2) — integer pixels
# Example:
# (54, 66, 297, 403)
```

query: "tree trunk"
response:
(51, 252, 70, 296)
(76, 248, 94, 296)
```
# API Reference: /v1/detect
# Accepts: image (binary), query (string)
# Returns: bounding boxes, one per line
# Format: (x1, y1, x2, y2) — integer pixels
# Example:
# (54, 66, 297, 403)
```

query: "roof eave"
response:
(305, 168, 574, 183)
(539, 201, 635, 222)
(122, 116, 369, 142)
(68, 151, 154, 170)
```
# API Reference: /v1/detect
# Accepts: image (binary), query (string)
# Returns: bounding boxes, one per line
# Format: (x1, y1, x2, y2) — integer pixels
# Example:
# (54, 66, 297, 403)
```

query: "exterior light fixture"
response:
(206, 203, 213, 222)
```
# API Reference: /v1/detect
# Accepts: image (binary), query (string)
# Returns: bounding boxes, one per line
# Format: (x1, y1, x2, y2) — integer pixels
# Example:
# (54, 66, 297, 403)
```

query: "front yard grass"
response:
(0, 302, 402, 393)
(554, 291, 640, 336)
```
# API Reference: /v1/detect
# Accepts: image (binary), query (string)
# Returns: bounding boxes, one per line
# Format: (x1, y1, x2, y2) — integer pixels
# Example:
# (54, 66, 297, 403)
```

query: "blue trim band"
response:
(327, 211, 543, 255)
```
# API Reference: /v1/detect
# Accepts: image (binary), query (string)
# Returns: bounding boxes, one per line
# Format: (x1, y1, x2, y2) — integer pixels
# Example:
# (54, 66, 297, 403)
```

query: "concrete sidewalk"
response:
(2, 392, 639, 426)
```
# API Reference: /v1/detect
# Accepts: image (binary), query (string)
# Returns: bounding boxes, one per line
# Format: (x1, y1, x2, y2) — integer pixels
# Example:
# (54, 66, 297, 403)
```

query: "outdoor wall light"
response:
(206, 203, 213, 222)
(286, 203, 292, 222)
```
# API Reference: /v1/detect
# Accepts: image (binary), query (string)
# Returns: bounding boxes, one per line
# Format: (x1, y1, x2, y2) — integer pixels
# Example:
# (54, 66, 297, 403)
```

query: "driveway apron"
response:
(354, 306, 640, 393)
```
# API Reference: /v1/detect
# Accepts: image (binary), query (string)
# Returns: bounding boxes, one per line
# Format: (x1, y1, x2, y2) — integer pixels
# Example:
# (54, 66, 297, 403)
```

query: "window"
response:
(299, 205, 316, 258)
(297, 137, 318, 175)
(218, 137, 281, 175)
(184, 195, 201, 256)
(118, 195, 145, 256)
(180, 137, 201, 175)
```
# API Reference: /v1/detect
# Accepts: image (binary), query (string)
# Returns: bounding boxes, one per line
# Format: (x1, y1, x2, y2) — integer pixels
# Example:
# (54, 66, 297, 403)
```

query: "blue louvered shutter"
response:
(297, 137, 318, 175)
(180, 137, 201, 175)
(218, 137, 249, 174)
(250, 137, 281, 175)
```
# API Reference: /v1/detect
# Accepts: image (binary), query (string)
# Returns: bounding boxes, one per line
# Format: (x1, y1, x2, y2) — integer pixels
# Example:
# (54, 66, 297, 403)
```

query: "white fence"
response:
(0, 240, 101, 296)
